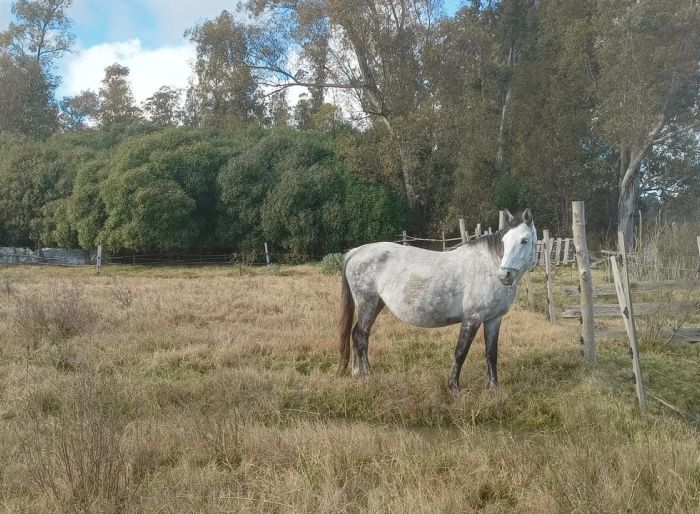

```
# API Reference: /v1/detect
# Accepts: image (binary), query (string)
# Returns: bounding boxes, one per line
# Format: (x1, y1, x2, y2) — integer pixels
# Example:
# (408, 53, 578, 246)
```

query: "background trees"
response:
(0, 0, 698, 255)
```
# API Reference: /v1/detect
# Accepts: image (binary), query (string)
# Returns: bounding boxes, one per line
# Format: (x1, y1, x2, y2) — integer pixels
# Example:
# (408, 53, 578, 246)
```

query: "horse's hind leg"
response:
(351, 296, 384, 377)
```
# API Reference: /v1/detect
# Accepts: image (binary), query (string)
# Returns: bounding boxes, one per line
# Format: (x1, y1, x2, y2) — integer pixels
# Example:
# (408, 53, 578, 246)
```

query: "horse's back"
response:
(344, 243, 466, 327)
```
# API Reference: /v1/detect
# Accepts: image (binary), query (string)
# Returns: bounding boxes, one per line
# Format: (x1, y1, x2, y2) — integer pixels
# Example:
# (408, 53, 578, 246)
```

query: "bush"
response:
(318, 253, 344, 274)
(23, 377, 135, 509)
(12, 283, 97, 349)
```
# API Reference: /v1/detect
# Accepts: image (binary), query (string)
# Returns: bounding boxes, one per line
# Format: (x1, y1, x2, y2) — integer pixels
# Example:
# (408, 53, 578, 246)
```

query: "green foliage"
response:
(318, 253, 344, 274)
(218, 128, 407, 258)
(93, 128, 230, 251)
(493, 175, 531, 213)
(0, 125, 406, 257)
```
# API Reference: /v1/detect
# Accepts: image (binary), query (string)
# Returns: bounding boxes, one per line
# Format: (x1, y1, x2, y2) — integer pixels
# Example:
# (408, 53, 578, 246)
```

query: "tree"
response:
(97, 63, 141, 125)
(0, 52, 57, 137)
(0, 0, 74, 137)
(267, 90, 289, 127)
(186, 10, 262, 128)
(182, 77, 200, 126)
(0, 132, 86, 245)
(143, 86, 183, 126)
(0, 0, 74, 66)
(59, 90, 99, 131)
(593, 0, 700, 248)
(245, 0, 442, 215)
(292, 93, 313, 129)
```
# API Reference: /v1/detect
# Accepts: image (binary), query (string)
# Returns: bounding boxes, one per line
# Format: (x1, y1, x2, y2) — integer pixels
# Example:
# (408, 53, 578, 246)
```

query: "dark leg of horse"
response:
(447, 316, 481, 393)
(351, 298, 384, 377)
(483, 316, 502, 389)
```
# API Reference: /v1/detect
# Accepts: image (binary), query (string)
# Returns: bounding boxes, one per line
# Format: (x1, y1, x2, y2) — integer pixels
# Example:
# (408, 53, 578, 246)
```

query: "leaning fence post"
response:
(264, 242, 271, 266)
(542, 229, 556, 324)
(458, 219, 467, 243)
(572, 201, 596, 362)
(562, 238, 571, 265)
(96, 245, 102, 276)
(554, 238, 563, 266)
(616, 231, 646, 411)
(498, 210, 507, 230)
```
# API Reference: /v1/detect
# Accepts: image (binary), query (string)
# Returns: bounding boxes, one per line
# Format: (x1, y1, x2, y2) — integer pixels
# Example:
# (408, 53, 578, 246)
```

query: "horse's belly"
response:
(380, 285, 464, 328)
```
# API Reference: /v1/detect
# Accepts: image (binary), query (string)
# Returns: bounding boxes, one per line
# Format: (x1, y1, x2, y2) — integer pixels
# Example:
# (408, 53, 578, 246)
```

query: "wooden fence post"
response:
(402, 230, 408, 246)
(697, 235, 699, 261)
(96, 245, 102, 276)
(442, 231, 446, 251)
(638, 210, 643, 242)
(562, 238, 571, 265)
(459, 219, 467, 244)
(542, 229, 556, 324)
(498, 210, 507, 230)
(476, 223, 482, 238)
(614, 231, 646, 411)
(572, 201, 596, 362)
(264, 242, 271, 265)
(554, 238, 563, 265)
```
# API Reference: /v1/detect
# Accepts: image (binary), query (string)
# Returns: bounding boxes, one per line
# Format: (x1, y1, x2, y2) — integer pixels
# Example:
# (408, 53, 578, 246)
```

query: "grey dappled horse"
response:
(337, 209, 537, 392)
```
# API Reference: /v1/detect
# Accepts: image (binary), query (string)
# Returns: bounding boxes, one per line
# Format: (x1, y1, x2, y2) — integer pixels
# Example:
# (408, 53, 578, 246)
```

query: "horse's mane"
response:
(457, 218, 524, 260)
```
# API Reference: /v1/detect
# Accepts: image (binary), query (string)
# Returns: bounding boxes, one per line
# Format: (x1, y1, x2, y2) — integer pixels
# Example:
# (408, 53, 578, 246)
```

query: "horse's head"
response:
(497, 209, 537, 286)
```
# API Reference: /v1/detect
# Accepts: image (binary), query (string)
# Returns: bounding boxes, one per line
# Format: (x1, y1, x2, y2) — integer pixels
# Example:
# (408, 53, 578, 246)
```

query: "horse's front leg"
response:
(483, 316, 502, 389)
(448, 316, 481, 393)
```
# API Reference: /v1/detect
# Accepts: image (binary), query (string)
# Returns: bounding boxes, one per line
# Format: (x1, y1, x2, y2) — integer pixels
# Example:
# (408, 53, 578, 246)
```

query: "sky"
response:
(0, 0, 464, 104)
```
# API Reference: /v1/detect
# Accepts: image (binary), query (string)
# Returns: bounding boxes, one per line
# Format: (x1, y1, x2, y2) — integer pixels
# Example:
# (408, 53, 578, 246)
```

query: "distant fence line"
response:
(398, 217, 575, 268)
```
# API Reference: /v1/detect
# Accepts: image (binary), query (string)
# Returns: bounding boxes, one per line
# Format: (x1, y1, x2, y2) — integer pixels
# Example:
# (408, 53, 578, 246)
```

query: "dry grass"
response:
(0, 263, 698, 513)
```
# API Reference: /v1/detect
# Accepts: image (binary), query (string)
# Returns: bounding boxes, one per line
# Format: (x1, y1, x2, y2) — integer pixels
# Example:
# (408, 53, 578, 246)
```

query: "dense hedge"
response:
(0, 126, 408, 258)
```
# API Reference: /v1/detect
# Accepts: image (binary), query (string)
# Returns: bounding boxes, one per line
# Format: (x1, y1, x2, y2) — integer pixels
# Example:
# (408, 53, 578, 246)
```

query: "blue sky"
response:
(0, 0, 464, 103)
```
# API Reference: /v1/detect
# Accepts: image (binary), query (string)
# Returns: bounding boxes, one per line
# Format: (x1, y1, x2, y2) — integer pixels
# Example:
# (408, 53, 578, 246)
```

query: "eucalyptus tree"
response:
(592, 0, 700, 248)
(59, 90, 99, 131)
(0, 0, 75, 137)
(244, 0, 444, 215)
(186, 10, 262, 128)
(97, 63, 141, 125)
(143, 86, 184, 126)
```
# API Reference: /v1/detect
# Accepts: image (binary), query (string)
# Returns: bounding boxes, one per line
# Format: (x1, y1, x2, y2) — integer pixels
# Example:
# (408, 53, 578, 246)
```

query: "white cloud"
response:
(61, 39, 195, 103)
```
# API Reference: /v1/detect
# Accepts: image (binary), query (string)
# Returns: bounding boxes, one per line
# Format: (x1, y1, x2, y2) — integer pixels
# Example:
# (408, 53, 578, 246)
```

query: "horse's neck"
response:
(456, 243, 500, 272)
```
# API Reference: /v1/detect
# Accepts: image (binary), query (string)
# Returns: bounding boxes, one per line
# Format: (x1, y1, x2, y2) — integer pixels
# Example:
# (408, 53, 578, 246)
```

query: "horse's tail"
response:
(337, 258, 355, 375)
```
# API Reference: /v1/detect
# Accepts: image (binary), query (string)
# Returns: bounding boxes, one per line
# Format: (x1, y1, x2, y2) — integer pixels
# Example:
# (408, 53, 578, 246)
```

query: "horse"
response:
(337, 209, 538, 392)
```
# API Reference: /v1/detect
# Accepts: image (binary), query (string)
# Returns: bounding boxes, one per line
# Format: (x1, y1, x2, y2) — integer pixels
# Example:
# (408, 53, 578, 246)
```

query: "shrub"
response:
(12, 283, 97, 349)
(318, 253, 344, 275)
(23, 377, 134, 509)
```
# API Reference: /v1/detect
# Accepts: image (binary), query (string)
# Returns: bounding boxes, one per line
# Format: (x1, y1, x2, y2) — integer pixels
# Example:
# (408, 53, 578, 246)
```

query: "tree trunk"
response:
(617, 147, 643, 250)
(496, 45, 515, 175)
(381, 117, 423, 212)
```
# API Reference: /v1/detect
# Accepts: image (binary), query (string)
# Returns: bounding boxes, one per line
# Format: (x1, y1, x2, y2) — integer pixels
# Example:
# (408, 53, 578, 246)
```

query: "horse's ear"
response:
(522, 209, 533, 225)
(504, 209, 514, 222)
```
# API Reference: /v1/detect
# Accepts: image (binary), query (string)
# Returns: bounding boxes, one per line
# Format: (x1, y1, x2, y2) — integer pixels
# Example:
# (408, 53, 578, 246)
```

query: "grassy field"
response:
(0, 264, 698, 512)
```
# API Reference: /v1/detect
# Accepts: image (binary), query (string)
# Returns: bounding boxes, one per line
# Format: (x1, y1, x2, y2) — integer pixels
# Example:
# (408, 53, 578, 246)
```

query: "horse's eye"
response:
(520, 239, 528, 245)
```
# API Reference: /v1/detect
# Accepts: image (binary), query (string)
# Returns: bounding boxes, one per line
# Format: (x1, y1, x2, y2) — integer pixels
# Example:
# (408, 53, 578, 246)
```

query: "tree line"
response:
(1, 0, 698, 256)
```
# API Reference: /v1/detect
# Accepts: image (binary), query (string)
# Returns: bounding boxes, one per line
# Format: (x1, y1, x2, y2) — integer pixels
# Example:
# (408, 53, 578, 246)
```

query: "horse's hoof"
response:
(487, 381, 498, 390)
(448, 381, 460, 394)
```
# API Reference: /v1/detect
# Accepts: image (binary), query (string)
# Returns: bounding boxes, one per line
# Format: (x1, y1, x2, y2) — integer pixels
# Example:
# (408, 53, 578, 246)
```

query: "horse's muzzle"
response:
(497, 268, 518, 286)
